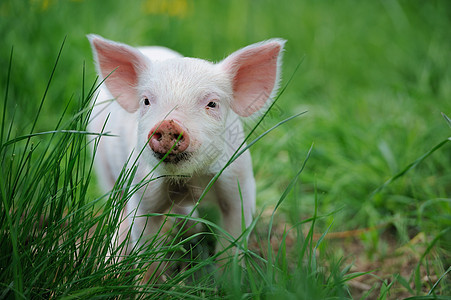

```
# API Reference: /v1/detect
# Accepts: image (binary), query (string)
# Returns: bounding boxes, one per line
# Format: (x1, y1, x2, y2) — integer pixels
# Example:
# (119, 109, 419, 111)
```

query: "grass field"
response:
(1, 0, 450, 298)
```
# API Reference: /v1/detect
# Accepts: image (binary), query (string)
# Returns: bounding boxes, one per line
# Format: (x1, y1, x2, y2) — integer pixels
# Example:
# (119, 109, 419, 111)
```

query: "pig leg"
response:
(214, 157, 256, 264)
(123, 182, 171, 282)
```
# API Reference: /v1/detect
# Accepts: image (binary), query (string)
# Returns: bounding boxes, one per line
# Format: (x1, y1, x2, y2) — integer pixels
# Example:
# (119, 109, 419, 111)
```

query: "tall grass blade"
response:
(414, 227, 451, 294)
(371, 138, 450, 196)
(29, 37, 66, 135)
(1, 47, 13, 147)
(427, 266, 451, 296)
(442, 112, 451, 128)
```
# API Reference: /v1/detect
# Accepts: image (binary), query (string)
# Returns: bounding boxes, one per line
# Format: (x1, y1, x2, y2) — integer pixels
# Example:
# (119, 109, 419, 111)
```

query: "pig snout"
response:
(148, 120, 190, 161)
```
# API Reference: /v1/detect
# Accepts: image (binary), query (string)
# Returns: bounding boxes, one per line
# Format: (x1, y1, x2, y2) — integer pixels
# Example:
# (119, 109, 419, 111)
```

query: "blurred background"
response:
(1, 0, 450, 288)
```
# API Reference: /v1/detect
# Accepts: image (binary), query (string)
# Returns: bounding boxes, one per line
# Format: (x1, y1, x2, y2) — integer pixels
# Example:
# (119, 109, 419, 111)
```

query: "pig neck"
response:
(136, 166, 216, 210)
(166, 174, 215, 205)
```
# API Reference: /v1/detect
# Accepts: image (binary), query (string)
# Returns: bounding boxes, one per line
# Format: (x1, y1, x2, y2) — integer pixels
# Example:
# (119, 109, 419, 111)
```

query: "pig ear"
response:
(220, 39, 286, 117)
(88, 34, 149, 113)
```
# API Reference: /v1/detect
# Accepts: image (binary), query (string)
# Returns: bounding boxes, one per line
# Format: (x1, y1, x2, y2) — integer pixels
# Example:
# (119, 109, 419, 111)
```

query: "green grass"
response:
(1, 0, 451, 298)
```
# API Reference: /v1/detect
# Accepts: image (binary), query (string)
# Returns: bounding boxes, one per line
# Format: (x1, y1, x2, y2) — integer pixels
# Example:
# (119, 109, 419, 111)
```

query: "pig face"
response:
(88, 35, 285, 176)
(136, 58, 233, 175)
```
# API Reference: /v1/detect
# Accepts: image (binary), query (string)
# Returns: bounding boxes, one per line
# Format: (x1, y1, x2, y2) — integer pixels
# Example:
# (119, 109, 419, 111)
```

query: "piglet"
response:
(87, 35, 285, 278)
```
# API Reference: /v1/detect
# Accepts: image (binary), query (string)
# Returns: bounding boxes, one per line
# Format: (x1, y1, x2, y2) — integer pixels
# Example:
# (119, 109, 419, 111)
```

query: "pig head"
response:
(88, 35, 285, 270)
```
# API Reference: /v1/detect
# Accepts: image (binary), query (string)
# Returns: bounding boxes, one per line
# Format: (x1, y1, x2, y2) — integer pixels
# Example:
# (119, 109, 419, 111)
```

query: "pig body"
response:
(88, 35, 285, 271)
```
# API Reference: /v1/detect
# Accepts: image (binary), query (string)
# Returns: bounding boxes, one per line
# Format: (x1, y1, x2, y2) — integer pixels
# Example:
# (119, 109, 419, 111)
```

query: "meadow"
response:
(1, 0, 450, 298)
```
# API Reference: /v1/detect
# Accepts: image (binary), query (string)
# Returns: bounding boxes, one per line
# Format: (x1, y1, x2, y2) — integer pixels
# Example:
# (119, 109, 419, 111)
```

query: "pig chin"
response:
(148, 148, 216, 178)
(147, 150, 198, 176)
(152, 151, 192, 164)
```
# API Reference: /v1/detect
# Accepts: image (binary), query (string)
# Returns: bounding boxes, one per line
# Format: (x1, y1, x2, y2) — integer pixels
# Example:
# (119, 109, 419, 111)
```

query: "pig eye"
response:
(143, 98, 150, 106)
(206, 101, 217, 108)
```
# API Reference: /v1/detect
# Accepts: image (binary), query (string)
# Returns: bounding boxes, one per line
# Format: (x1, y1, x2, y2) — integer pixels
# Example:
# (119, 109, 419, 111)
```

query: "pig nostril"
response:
(153, 132, 162, 141)
(173, 133, 182, 140)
